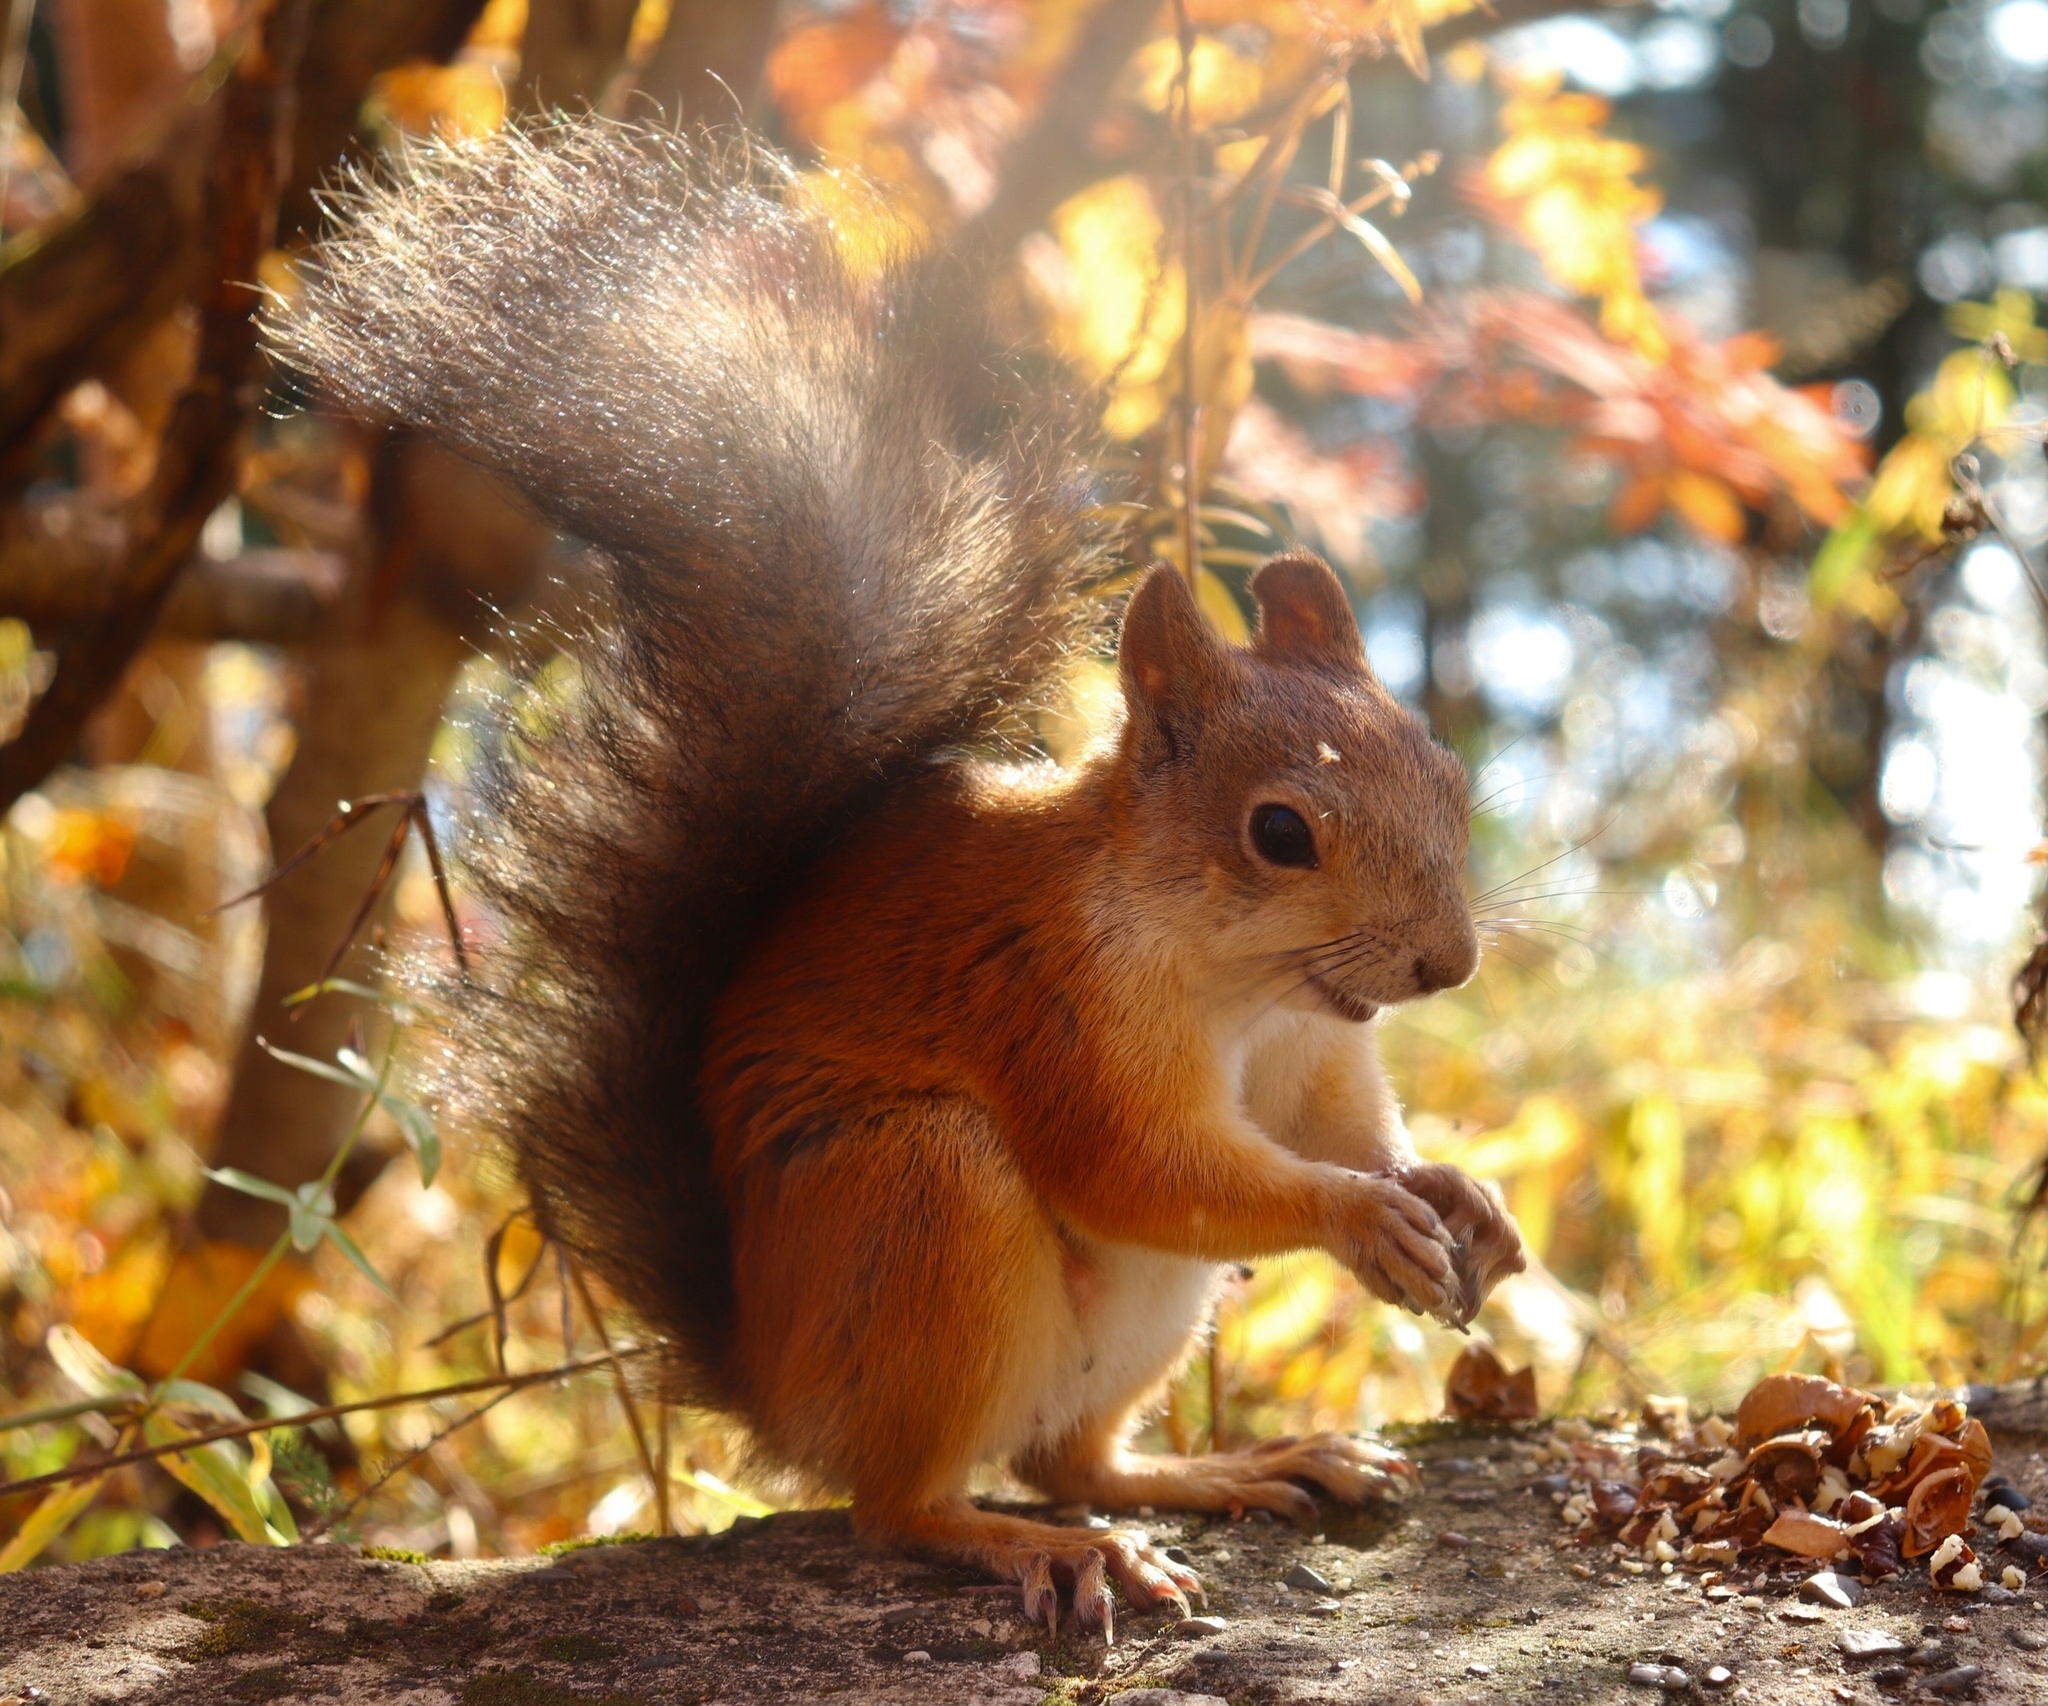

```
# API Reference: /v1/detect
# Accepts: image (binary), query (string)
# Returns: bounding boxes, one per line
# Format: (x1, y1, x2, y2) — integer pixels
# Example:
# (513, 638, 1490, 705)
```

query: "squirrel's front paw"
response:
(1393, 1162, 1526, 1325)
(1327, 1174, 1461, 1321)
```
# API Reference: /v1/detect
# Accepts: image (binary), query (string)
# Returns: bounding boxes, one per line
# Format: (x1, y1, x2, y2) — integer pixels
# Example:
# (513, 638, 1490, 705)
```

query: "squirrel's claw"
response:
(1072, 1548, 1114, 1644)
(1019, 1549, 1058, 1638)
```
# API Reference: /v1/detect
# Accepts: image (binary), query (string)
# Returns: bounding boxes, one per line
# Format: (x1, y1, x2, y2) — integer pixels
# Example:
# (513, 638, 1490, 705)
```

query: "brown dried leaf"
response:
(1443, 1344, 1538, 1422)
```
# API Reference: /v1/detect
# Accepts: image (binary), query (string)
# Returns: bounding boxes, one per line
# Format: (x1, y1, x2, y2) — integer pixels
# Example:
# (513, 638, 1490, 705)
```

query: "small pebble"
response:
(1305, 1596, 1342, 1618)
(2011, 1627, 2048, 1652)
(133, 1581, 165, 1600)
(879, 1605, 918, 1629)
(1170, 1617, 1229, 1639)
(1703, 1664, 1733, 1688)
(1438, 1531, 1471, 1547)
(1779, 1604, 1826, 1624)
(1944, 1616, 1972, 1633)
(1466, 1662, 1493, 1677)
(1801, 1570, 1863, 1610)
(1192, 1649, 1230, 1667)
(1838, 1629, 1909, 1658)
(1919, 1664, 1984, 1697)
(1704, 1586, 1738, 1604)
(1282, 1563, 1331, 1595)
(1627, 1661, 1690, 1690)
(902, 1650, 931, 1663)
(1109, 1692, 1229, 1706)
(995, 1652, 1040, 1680)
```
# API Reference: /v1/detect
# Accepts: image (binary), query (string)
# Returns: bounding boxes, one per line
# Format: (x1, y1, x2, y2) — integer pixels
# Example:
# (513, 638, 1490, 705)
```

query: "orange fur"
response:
(701, 557, 1526, 1616)
(279, 124, 1526, 1635)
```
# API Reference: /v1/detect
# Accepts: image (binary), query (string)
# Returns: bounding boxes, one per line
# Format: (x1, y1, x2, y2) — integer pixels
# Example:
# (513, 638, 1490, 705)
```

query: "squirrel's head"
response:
(1112, 555, 1476, 1022)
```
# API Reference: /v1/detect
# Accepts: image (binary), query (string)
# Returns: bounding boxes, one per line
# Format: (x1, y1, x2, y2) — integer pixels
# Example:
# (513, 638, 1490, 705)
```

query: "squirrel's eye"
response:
(1250, 804, 1317, 869)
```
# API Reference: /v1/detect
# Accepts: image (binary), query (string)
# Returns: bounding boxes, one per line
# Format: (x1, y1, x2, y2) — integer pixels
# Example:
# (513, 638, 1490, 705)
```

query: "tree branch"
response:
(0, 0, 311, 814)
(0, 496, 347, 642)
(0, 116, 210, 489)
(954, 0, 1164, 261)
(278, 0, 491, 240)
(632, 0, 778, 122)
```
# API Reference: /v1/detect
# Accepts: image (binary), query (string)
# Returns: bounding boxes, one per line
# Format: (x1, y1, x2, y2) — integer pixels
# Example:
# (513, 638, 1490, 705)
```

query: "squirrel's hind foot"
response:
(876, 1501, 1200, 1644)
(1024, 1429, 1415, 1526)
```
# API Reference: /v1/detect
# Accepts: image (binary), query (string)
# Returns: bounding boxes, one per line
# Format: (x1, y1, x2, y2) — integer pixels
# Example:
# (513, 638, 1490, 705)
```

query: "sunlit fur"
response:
(705, 560, 1525, 1600)
(274, 119, 1524, 1622)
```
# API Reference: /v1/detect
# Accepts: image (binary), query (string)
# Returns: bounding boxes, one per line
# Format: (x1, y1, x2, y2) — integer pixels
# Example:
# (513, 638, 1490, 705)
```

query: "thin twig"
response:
(0, 1349, 640, 1502)
(1172, 0, 1200, 590)
(211, 790, 470, 985)
(565, 1259, 669, 1537)
(307, 1385, 521, 1542)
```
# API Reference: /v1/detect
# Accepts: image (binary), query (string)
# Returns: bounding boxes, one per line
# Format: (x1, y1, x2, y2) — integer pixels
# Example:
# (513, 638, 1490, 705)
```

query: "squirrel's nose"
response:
(1412, 945, 1476, 995)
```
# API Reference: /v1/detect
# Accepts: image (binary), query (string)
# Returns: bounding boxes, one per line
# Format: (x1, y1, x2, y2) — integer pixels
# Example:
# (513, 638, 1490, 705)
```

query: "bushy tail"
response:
(271, 120, 1108, 1405)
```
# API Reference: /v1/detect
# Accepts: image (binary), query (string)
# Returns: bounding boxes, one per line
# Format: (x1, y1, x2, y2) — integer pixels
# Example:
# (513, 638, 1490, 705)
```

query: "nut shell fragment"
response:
(1734, 1374, 1874, 1446)
(1761, 1509, 1853, 1560)
(1904, 1465, 1977, 1560)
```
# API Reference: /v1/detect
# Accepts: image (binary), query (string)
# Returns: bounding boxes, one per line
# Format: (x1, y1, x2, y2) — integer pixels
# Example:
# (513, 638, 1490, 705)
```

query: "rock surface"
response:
(5, 1427, 2048, 1704)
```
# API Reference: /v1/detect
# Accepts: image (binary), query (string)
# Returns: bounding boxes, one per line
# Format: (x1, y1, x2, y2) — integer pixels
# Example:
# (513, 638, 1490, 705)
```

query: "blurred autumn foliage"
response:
(4, 0, 2048, 1567)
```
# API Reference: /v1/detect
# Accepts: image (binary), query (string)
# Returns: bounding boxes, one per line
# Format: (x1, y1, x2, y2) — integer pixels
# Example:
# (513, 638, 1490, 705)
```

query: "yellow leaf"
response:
(46, 1324, 145, 1400)
(143, 1414, 285, 1545)
(1130, 34, 1269, 127)
(0, 1472, 108, 1572)
(1339, 213, 1422, 305)
(1196, 567, 1250, 643)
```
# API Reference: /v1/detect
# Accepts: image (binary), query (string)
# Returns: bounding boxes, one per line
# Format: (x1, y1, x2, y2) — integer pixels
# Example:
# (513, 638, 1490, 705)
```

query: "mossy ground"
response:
(4, 1429, 2048, 1704)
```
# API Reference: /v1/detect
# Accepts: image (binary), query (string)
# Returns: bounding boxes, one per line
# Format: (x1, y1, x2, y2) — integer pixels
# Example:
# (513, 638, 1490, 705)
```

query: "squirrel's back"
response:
(272, 120, 1110, 1402)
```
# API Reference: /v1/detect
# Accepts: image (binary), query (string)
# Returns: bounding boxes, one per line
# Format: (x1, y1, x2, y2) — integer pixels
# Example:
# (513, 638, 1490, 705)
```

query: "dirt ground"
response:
(5, 1415, 2047, 1706)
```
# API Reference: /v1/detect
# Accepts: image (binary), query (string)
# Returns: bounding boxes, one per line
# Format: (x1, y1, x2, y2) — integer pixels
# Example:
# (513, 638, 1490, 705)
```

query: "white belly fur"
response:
(1017, 1243, 1222, 1454)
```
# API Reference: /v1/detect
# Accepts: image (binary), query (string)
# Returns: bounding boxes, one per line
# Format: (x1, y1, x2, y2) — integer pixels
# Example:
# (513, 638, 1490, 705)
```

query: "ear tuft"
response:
(1118, 564, 1227, 745)
(1251, 552, 1367, 675)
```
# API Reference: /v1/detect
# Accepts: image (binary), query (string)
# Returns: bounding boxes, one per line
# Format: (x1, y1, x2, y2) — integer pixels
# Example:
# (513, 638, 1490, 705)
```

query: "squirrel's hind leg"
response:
(1018, 1415, 1414, 1526)
(865, 1500, 1202, 1642)
(725, 1089, 1198, 1635)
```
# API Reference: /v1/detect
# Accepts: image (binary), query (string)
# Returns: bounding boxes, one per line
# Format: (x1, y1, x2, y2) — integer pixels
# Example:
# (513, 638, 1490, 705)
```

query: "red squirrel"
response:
(274, 120, 1526, 1636)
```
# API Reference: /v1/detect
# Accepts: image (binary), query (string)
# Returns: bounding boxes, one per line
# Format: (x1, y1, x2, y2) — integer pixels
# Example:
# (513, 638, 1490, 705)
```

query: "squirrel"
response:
(273, 119, 1527, 1635)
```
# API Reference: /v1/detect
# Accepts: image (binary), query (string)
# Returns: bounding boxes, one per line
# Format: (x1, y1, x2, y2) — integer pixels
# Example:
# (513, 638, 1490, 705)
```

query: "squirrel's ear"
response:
(1251, 552, 1369, 676)
(1119, 564, 1227, 752)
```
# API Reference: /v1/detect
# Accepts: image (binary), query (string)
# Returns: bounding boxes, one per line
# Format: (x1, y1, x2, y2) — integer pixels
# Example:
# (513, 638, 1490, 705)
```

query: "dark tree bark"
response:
(633, 0, 779, 122)
(0, 0, 311, 816)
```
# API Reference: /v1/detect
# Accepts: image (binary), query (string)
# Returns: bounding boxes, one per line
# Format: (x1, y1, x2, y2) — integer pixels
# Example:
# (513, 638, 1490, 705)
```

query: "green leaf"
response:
(158, 1380, 247, 1423)
(1338, 211, 1422, 304)
(256, 1038, 378, 1091)
(46, 1325, 145, 1401)
(322, 1221, 394, 1297)
(0, 1471, 109, 1571)
(142, 1415, 280, 1545)
(282, 977, 392, 1009)
(204, 1166, 300, 1208)
(381, 1095, 441, 1188)
(287, 1202, 325, 1253)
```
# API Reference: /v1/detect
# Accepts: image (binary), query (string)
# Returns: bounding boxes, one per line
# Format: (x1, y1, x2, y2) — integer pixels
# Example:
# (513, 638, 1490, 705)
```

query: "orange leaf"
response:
(1607, 470, 1667, 535)
(1665, 469, 1747, 542)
